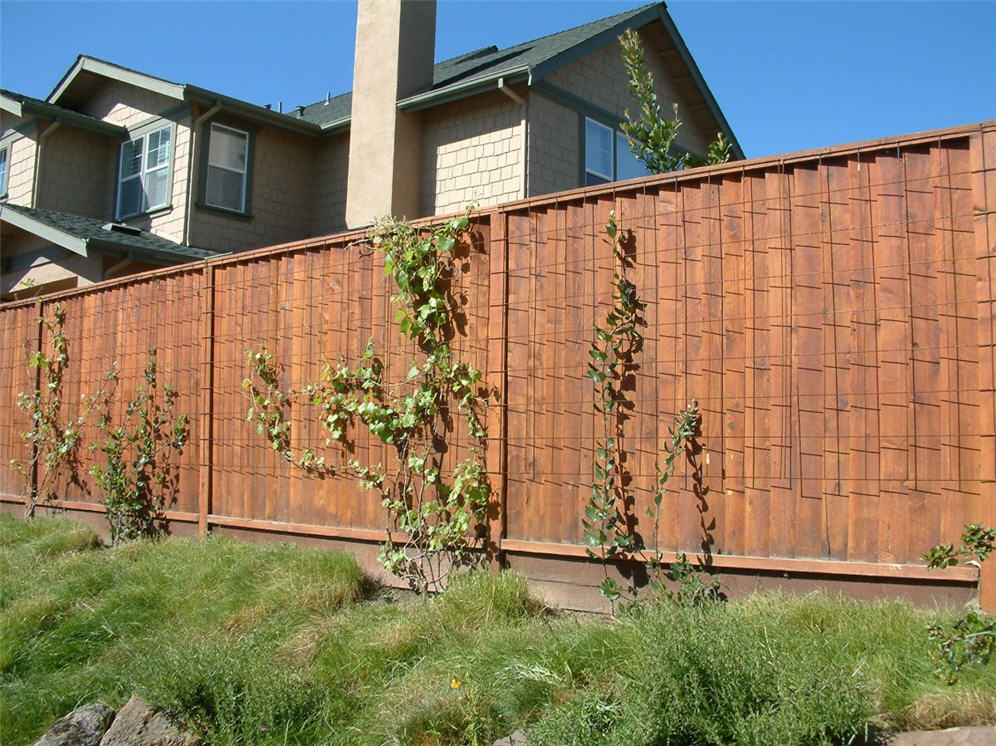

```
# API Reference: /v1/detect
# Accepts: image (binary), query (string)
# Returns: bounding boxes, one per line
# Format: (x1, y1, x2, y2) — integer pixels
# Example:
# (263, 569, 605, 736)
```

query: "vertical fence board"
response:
(2, 126, 994, 606)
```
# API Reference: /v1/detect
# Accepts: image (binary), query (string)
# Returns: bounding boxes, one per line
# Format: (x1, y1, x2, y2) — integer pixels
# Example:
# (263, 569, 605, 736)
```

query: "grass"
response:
(1, 514, 993, 745)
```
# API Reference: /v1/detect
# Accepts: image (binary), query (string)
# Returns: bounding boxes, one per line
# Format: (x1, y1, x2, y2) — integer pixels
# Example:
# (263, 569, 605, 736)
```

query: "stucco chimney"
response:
(346, 0, 436, 228)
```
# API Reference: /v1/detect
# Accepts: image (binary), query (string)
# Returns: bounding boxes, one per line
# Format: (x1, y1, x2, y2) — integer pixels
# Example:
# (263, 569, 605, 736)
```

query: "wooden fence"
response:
(3, 121, 995, 610)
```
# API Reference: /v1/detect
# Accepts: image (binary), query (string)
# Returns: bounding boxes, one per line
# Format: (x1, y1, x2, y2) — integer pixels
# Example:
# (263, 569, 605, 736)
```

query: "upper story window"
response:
(584, 117, 651, 186)
(585, 118, 613, 186)
(0, 145, 9, 198)
(117, 125, 172, 219)
(205, 123, 249, 213)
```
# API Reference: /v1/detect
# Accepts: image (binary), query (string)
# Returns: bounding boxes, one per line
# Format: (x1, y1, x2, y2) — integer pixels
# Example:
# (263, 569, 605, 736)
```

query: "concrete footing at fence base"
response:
(3, 499, 978, 613)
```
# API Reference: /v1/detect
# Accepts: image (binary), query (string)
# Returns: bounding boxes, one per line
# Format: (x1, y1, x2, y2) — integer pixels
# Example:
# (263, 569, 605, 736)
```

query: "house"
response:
(0, 0, 741, 301)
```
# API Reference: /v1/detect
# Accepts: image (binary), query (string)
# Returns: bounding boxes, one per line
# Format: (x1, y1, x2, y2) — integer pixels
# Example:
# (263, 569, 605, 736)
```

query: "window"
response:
(585, 118, 613, 186)
(616, 131, 649, 181)
(117, 126, 172, 218)
(584, 117, 651, 186)
(205, 123, 249, 213)
(0, 145, 10, 198)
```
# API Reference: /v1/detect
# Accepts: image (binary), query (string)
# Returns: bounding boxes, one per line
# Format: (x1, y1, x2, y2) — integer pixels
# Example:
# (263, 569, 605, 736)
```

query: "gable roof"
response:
(0, 203, 224, 263)
(40, 2, 740, 156)
(0, 89, 126, 137)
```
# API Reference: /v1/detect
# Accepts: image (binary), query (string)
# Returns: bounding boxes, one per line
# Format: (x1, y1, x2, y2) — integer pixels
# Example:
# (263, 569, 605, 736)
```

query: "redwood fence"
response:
(3, 121, 995, 610)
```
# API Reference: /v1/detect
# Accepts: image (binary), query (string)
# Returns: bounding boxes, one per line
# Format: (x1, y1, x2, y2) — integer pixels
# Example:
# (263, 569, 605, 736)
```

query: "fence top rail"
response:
(2, 118, 992, 312)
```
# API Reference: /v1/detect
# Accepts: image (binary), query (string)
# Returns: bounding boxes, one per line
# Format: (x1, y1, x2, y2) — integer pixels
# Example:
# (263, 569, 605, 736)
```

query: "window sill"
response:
(195, 202, 253, 221)
(116, 204, 173, 222)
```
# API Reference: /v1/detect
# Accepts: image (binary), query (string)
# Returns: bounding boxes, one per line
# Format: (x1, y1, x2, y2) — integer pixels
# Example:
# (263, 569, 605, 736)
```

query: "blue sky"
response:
(1, 1, 993, 159)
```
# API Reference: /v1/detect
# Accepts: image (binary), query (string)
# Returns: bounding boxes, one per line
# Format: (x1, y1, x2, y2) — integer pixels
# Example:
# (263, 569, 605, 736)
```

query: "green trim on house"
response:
(0, 203, 223, 263)
(35, 3, 741, 155)
(0, 204, 89, 255)
(184, 87, 323, 138)
(532, 81, 622, 130)
(48, 56, 185, 105)
(0, 89, 127, 138)
(653, 5, 744, 160)
(126, 104, 192, 135)
(113, 121, 178, 221)
(195, 115, 257, 218)
(398, 68, 531, 112)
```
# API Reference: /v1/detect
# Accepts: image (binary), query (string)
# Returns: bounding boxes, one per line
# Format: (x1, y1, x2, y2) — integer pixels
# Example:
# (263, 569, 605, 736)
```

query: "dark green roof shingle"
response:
(0, 203, 224, 263)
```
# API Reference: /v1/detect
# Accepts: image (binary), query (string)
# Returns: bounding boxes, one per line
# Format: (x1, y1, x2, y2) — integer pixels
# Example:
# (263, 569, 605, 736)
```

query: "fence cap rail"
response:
(2, 119, 993, 313)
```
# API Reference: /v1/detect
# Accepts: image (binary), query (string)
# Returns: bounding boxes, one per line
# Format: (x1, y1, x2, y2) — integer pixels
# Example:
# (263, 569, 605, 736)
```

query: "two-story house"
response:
(0, 1, 741, 301)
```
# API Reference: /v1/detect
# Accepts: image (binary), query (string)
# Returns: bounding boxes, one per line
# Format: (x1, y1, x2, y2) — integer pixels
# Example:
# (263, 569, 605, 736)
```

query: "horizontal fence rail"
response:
(2, 121, 995, 608)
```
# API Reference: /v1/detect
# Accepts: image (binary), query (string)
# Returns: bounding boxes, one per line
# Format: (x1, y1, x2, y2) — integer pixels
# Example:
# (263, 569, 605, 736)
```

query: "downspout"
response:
(498, 78, 528, 199)
(31, 121, 61, 208)
(182, 101, 222, 247)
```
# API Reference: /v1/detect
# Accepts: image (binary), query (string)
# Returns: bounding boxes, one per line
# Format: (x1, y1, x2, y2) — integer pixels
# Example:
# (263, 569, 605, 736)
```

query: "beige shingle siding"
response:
(545, 29, 712, 156)
(527, 93, 581, 196)
(419, 91, 523, 217)
(190, 125, 315, 253)
(79, 81, 181, 129)
(4, 133, 38, 206)
(311, 133, 349, 236)
(35, 126, 116, 218)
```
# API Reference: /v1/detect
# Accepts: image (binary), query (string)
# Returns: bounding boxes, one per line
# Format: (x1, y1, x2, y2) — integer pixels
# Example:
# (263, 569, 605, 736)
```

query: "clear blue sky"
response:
(1, 1, 993, 159)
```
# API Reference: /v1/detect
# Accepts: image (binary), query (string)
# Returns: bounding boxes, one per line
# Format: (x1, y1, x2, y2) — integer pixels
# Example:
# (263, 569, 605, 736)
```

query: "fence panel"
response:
(1, 123, 993, 604)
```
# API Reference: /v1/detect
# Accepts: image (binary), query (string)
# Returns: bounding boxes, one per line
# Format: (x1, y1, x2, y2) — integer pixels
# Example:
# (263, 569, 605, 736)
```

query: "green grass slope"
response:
(1, 514, 993, 745)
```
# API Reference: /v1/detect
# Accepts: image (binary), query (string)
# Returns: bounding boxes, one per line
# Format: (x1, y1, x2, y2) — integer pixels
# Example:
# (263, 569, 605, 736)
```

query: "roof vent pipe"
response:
(296, 105, 304, 117)
(278, 101, 283, 113)
(325, 91, 331, 105)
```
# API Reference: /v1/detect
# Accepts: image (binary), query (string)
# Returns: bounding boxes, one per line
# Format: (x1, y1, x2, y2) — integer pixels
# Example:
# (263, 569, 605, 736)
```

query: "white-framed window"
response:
(585, 118, 613, 186)
(116, 125, 172, 219)
(205, 123, 249, 213)
(0, 144, 10, 198)
(584, 117, 651, 186)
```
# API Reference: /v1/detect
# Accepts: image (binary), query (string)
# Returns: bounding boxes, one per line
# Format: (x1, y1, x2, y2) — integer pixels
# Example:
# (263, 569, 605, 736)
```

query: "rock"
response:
(32, 703, 116, 746)
(99, 697, 202, 746)
(885, 727, 996, 745)
(492, 731, 527, 746)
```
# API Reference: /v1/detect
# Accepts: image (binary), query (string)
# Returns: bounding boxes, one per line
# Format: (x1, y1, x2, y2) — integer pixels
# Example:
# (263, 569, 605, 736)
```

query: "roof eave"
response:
(0, 92, 24, 117)
(319, 117, 350, 135)
(85, 237, 221, 265)
(184, 86, 323, 137)
(48, 56, 185, 105)
(527, 4, 664, 83)
(398, 67, 531, 112)
(0, 205, 89, 257)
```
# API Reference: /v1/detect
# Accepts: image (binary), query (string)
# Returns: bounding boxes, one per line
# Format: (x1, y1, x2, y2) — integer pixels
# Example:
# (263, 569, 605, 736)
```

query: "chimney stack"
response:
(346, 0, 436, 228)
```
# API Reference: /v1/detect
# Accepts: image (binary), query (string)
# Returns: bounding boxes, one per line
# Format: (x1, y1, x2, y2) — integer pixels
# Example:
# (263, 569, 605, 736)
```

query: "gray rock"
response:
(492, 731, 527, 746)
(32, 703, 116, 746)
(99, 697, 201, 746)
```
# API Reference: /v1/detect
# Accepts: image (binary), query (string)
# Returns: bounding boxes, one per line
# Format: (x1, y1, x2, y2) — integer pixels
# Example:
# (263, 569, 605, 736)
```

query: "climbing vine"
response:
(923, 523, 995, 683)
(244, 212, 490, 593)
(583, 212, 717, 608)
(11, 303, 112, 517)
(90, 350, 189, 544)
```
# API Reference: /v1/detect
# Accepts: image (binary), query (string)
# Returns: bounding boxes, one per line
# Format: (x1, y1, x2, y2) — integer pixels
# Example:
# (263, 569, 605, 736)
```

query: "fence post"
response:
(973, 128, 996, 612)
(198, 263, 215, 534)
(485, 211, 509, 569)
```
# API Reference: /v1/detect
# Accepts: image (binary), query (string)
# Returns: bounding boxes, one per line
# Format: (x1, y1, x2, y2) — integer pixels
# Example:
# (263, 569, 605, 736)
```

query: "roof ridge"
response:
(297, 2, 660, 115)
(498, 1, 659, 53)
